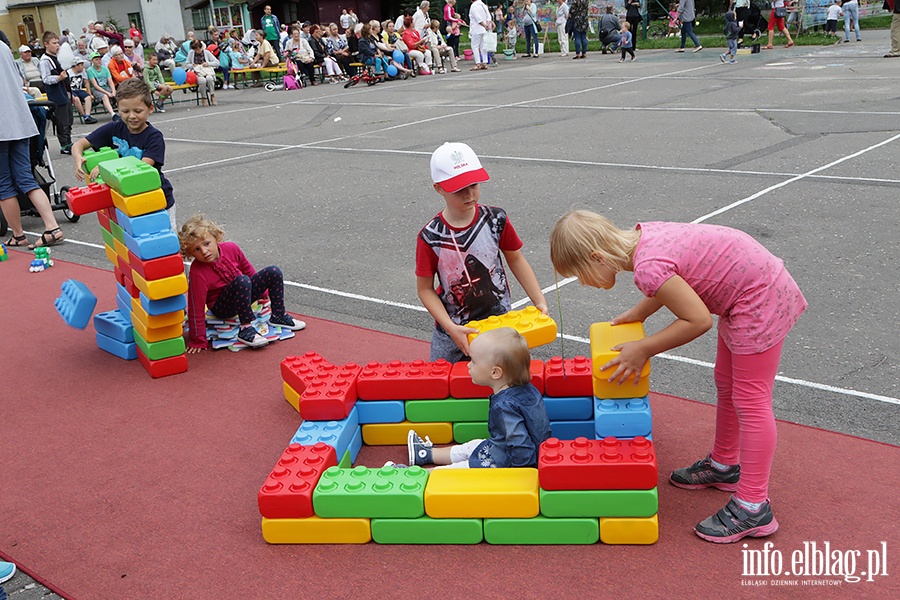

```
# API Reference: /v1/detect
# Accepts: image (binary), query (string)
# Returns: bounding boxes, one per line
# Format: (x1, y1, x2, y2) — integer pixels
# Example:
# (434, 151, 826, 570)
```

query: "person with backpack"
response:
(598, 4, 623, 54)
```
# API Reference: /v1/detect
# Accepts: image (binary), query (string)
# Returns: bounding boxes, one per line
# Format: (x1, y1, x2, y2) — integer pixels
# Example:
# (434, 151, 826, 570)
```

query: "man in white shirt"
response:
(556, 0, 570, 57)
(469, 0, 493, 68)
(340, 9, 352, 30)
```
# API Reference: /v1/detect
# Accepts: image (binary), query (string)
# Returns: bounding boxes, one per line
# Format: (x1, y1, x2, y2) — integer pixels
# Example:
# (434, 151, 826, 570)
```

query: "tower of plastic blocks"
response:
(67, 150, 188, 378)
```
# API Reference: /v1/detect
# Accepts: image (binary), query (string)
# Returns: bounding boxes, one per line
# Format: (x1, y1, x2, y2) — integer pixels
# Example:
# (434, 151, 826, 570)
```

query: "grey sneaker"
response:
(670, 455, 740, 491)
(695, 496, 779, 544)
(408, 430, 433, 466)
(237, 325, 268, 348)
(383, 461, 409, 469)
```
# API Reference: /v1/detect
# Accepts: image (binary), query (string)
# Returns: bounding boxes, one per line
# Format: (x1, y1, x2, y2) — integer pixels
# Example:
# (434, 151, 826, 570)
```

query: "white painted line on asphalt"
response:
(283, 280, 427, 312)
(556, 333, 900, 406)
(691, 131, 900, 223)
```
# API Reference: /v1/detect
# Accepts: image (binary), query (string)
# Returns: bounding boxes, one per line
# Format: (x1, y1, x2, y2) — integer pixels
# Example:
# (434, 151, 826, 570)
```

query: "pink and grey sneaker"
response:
(670, 454, 740, 491)
(695, 496, 779, 544)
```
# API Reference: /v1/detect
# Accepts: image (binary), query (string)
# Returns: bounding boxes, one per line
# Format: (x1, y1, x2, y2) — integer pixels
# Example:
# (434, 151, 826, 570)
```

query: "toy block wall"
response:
(260, 321, 659, 545)
(67, 151, 187, 379)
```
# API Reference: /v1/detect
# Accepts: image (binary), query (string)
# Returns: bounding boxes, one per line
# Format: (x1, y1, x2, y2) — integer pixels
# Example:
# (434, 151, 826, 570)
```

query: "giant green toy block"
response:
(539, 487, 659, 518)
(406, 399, 489, 423)
(371, 517, 484, 544)
(109, 219, 125, 244)
(98, 156, 162, 197)
(99, 226, 114, 248)
(83, 147, 120, 174)
(313, 465, 429, 518)
(453, 422, 489, 443)
(133, 330, 186, 361)
(484, 516, 599, 545)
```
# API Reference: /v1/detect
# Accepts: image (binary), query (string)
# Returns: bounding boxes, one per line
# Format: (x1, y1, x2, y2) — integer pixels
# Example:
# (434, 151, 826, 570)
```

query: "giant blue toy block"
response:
(357, 400, 406, 424)
(313, 465, 429, 518)
(115, 285, 133, 323)
(95, 332, 137, 360)
(97, 156, 162, 197)
(594, 396, 653, 439)
(122, 228, 180, 261)
(347, 423, 363, 464)
(139, 290, 186, 315)
(290, 406, 360, 460)
(543, 396, 594, 421)
(54, 279, 97, 329)
(550, 420, 596, 440)
(115, 208, 171, 238)
(93, 310, 134, 343)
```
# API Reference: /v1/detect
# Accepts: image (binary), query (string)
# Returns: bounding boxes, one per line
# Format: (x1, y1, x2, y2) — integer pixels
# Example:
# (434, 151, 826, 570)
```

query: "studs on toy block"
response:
(298, 363, 362, 421)
(258, 442, 338, 519)
(281, 352, 335, 396)
(357, 359, 452, 400)
(97, 156, 162, 197)
(538, 436, 658, 491)
(594, 396, 653, 439)
(55, 279, 98, 329)
(544, 356, 593, 397)
(66, 183, 113, 216)
(465, 306, 558, 348)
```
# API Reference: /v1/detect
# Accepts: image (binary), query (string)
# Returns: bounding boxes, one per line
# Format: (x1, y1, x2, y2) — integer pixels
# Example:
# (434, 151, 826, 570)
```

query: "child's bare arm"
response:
(502, 249, 548, 314)
(610, 296, 664, 325)
(71, 138, 92, 180)
(417, 275, 478, 356)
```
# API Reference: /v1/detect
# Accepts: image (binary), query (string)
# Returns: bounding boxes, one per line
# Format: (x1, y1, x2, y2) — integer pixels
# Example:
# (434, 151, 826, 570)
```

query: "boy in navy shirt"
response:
(71, 78, 177, 229)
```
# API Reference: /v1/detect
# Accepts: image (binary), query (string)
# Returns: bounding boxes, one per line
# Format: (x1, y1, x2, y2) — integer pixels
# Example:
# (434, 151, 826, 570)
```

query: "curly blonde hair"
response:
(178, 214, 225, 259)
(550, 210, 641, 281)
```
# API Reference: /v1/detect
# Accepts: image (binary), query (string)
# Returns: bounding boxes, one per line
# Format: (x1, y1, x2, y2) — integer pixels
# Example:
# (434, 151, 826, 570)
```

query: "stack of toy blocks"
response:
(66, 149, 188, 378)
(259, 321, 659, 545)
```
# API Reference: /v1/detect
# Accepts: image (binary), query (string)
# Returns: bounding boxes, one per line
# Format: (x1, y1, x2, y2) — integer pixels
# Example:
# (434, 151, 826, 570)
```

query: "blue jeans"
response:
(0, 139, 40, 200)
(680, 20, 701, 48)
(524, 23, 539, 54)
(365, 56, 390, 74)
(573, 30, 588, 54)
(843, 1, 860, 41)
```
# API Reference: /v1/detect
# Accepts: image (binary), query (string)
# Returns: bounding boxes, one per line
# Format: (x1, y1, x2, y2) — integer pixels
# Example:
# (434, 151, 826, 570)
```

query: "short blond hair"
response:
(550, 210, 640, 281)
(178, 214, 225, 259)
(475, 328, 532, 387)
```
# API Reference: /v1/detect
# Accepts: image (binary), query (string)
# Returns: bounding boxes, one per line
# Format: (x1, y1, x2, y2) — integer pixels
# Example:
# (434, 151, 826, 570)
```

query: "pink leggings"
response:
(710, 333, 784, 504)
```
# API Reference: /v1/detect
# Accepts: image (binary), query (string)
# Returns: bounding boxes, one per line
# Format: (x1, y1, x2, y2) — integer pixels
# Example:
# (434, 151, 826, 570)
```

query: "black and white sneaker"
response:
(237, 325, 269, 348)
(269, 313, 306, 331)
(408, 430, 433, 466)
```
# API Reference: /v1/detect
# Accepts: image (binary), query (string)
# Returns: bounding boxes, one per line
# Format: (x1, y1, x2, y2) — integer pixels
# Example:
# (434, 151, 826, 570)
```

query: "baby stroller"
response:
(737, 1, 768, 42)
(0, 100, 80, 238)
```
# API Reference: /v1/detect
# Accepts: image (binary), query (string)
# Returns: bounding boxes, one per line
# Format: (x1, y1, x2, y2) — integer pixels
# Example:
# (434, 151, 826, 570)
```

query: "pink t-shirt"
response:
(632, 222, 807, 354)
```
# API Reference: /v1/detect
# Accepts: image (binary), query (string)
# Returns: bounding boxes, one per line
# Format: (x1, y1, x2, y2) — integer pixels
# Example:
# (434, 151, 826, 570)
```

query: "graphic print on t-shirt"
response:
(420, 206, 512, 324)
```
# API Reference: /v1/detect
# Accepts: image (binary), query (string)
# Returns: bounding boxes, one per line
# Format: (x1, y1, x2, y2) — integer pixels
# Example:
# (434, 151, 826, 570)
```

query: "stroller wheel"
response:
(60, 186, 80, 223)
(344, 78, 358, 88)
(264, 82, 277, 92)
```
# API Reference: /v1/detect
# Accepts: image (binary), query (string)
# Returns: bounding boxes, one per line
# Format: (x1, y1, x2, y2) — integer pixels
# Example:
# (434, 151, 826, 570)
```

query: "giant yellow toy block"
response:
(590, 322, 651, 399)
(466, 307, 558, 349)
(424, 468, 540, 519)
(113, 238, 130, 262)
(599, 514, 659, 545)
(110, 187, 166, 218)
(283, 381, 301, 412)
(361, 421, 452, 446)
(130, 297, 184, 329)
(261, 516, 371, 544)
(130, 316, 184, 344)
(103, 244, 118, 266)
(132, 271, 188, 301)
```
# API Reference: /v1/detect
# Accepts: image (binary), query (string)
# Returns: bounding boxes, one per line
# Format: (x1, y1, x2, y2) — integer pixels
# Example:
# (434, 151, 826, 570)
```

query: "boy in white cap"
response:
(416, 142, 548, 362)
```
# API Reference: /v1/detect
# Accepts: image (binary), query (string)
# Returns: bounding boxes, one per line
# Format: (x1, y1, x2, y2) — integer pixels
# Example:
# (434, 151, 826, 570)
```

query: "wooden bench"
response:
(231, 65, 287, 88)
(167, 83, 201, 106)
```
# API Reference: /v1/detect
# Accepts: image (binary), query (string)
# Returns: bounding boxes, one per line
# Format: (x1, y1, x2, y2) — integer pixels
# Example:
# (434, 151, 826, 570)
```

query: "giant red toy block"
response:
(298, 363, 363, 421)
(97, 209, 111, 232)
(136, 347, 188, 378)
(258, 442, 338, 519)
(66, 183, 113, 216)
(449, 360, 546, 399)
(128, 250, 185, 281)
(544, 356, 594, 398)
(281, 352, 335, 395)
(122, 270, 140, 298)
(356, 360, 452, 401)
(538, 436, 658, 491)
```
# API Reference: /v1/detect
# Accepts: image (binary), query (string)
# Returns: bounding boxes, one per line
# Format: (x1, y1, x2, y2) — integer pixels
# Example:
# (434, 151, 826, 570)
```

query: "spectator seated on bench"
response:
(283, 26, 316, 85)
(85, 51, 117, 119)
(250, 28, 280, 87)
(309, 24, 344, 84)
(67, 57, 98, 124)
(325, 23, 353, 78)
(186, 39, 219, 106)
(143, 53, 173, 112)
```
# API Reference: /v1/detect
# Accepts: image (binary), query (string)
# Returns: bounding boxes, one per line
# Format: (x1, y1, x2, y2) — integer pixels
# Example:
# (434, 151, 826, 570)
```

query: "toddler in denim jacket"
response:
(402, 328, 551, 469)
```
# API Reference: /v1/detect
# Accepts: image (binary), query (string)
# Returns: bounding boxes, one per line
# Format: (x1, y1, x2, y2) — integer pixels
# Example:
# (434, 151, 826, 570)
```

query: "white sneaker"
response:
(693, 46, 703, 53)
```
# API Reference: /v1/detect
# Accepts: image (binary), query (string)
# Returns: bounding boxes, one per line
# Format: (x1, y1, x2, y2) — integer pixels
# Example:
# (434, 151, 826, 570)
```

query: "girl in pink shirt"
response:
(550, 210, 806, 544)
(178, 215, 305, 352)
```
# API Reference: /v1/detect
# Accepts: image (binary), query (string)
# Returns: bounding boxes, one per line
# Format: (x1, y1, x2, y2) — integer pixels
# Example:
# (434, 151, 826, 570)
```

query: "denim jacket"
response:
(487, 384, 552, 467)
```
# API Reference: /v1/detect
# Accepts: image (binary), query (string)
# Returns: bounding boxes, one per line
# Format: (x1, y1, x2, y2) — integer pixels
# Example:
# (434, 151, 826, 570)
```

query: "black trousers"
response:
(54, 102, 73, 148)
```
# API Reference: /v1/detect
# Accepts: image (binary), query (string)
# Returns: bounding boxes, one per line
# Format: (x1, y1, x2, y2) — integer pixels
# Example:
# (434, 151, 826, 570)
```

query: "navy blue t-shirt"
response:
(85, 121, 175, 209)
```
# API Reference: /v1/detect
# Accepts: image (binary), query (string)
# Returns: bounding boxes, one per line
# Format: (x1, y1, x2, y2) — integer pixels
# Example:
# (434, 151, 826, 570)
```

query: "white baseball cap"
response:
(19, 45, 32, 53)
(430, 142, 490, 193)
